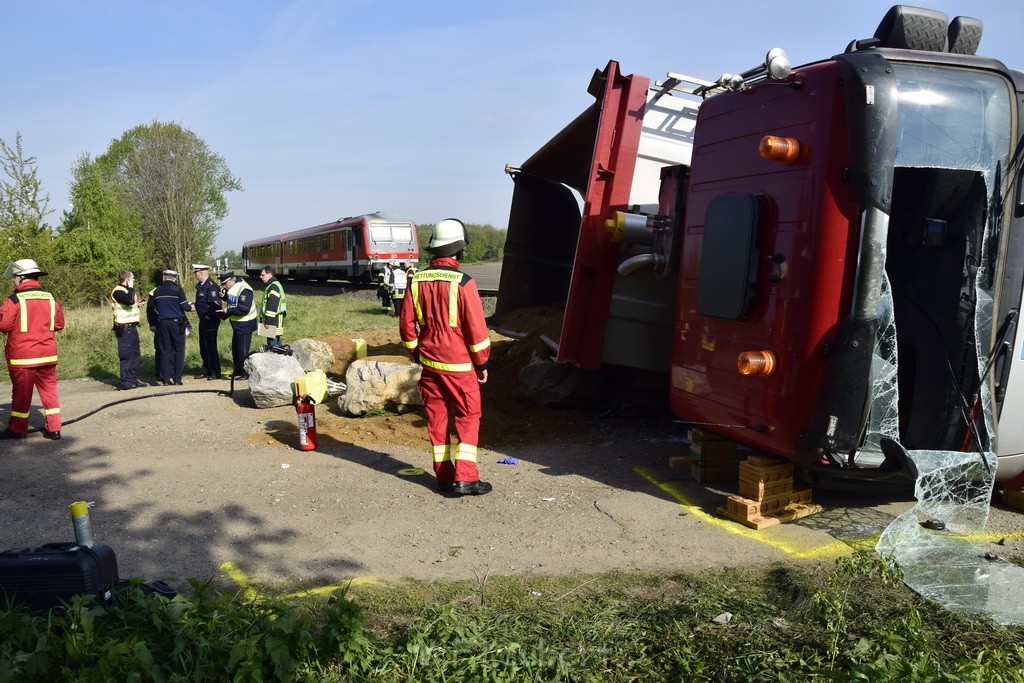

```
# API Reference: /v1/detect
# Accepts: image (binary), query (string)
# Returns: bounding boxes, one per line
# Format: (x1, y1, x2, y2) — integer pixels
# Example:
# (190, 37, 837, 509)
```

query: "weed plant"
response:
(2, 552, 1022, 682)
(0, 289, 399, 384)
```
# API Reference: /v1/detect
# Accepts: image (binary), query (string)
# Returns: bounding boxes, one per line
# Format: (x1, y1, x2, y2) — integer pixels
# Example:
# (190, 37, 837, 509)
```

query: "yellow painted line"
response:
(947, 531, 1024, 543)
(634, 466, 850, 560)
(220, 561, 378, 601)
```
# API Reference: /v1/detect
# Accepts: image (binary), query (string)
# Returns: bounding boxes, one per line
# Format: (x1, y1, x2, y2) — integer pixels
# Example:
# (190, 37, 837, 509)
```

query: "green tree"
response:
(416, 222, 505, 263)
(217, 249, 240, 270)
(55, 153, 152, 305)
(79, 121, 242, 279)
(0, 132, 54, 267)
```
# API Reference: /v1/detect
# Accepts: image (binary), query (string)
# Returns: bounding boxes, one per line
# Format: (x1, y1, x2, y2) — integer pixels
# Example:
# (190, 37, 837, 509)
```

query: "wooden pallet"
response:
(717, 502, 824, 529)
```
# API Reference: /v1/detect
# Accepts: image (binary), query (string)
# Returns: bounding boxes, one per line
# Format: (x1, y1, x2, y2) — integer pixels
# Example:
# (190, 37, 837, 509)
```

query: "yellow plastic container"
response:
(293, 370, 329, 405)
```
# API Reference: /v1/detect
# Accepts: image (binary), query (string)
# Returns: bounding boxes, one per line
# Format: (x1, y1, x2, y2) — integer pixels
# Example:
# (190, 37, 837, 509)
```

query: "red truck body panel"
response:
(670, 62, 860, 455)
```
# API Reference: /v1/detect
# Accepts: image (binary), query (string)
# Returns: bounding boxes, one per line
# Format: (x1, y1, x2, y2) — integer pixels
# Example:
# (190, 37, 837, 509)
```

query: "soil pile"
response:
(254, 304, 588, 453)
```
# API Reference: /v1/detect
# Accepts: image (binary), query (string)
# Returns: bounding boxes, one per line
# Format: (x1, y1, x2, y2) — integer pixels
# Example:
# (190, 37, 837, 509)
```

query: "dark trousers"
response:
(231, 331, 254, 377)
(157, 318, 186, 383)
(198, 317, 222, 377)
(115, 324, 140, 387)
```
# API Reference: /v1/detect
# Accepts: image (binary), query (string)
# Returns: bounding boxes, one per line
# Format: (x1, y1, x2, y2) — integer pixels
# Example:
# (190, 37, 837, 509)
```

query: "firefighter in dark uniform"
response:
(192, 263, 223, 379)
(377, 264, 393, 313)
(147, 270, 193, 386)
(218, 271, 256, 379)
(110, 269, 144, 390)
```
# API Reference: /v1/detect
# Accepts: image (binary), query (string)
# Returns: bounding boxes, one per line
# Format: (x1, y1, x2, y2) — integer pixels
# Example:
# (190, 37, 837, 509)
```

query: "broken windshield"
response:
(892, 63, 1011, 177)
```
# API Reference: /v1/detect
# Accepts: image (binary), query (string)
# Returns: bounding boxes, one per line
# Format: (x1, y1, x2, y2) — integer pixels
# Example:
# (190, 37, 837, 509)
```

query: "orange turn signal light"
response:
(759, 135, 801, 165)
(737, 350, 777, 376)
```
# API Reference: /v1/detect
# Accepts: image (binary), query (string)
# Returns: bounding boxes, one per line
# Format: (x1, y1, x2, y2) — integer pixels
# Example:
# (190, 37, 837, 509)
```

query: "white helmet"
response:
(426, 218, 467, 257)
(4, 259, 47, 278)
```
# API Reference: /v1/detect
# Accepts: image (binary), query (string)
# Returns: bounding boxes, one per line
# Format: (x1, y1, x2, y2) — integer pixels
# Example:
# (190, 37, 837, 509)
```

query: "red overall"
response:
(0, 280, 65, 435)
(399, 257, 491, 484)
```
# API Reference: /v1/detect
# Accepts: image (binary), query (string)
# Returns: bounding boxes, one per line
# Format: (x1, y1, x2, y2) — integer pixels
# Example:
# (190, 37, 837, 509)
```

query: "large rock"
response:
(245, 352, 306, 408)
(289, 338, 335, 374)
(340, 359, 422, 416)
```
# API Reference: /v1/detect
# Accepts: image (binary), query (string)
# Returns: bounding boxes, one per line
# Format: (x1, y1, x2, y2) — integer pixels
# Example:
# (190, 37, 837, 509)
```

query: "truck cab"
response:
(496, 6, 1024, 484)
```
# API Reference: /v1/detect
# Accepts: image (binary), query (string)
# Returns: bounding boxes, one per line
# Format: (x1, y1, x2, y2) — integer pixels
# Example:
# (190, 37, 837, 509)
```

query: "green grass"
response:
(2, 552, 1022, 682)
(0, 290, 400, 384)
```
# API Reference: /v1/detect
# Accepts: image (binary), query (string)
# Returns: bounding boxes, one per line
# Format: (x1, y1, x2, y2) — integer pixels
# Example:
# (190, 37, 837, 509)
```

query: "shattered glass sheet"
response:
(875, 449, 1024, 625)
(872, 165, 1024, 624)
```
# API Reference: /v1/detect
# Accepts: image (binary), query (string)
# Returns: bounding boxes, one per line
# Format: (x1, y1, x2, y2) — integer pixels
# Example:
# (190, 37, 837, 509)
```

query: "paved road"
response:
(2, 378, 1023, 595)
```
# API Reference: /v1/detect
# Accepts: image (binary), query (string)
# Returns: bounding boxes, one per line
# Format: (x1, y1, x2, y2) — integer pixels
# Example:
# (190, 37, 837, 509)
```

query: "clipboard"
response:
(258, 322, 279, 338)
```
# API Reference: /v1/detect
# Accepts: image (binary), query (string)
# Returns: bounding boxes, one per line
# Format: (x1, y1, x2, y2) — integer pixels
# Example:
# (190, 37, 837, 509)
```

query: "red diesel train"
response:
(242, 212, 418, 282)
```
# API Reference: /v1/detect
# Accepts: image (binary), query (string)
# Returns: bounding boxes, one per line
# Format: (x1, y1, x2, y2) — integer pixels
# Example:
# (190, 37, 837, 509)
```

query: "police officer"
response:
(257, 266, 286, 349)
(110, 270, 144, 390)
(192, 263, 223, 379)
(147, 270, 193, 385)
(218, 271, 256, 379)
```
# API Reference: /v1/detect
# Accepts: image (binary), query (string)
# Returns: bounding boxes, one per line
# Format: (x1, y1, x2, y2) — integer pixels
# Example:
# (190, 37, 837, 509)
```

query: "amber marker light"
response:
(759, 135, 801, 165)
(737, 350, 777, 376)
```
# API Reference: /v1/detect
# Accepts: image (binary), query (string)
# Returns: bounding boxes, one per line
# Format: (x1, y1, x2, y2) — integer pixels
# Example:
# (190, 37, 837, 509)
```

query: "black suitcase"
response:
(0, 542, 120, 613)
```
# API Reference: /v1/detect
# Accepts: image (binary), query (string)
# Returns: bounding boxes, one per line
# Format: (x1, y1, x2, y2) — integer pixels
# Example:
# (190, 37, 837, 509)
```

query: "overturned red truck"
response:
(496, 5, 1024, 484)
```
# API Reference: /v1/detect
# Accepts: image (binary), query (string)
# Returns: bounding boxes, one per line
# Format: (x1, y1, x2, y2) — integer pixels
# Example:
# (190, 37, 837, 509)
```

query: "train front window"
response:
(369, 224, 415, 245)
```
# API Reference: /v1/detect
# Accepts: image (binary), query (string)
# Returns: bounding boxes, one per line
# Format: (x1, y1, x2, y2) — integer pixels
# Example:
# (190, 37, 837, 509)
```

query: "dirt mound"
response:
(296, 314, 587, 453)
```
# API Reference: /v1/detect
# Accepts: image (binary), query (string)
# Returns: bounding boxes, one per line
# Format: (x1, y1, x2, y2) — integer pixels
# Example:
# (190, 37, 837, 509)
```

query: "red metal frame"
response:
(557, 62, 650, 369)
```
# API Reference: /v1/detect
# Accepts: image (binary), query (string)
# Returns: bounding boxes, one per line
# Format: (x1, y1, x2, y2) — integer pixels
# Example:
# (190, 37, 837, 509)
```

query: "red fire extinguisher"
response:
(296, 394, 317, 451)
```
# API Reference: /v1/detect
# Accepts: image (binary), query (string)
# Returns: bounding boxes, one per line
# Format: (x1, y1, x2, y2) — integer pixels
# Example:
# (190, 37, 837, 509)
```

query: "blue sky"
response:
(4, 0, 1022, 255)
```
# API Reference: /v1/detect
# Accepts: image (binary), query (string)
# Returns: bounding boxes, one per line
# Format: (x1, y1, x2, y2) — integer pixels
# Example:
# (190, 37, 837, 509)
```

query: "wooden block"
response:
(717, 502, 823, 530)
(690, 462, 739, 483)
(690, 441, 741, 458)
(688, 428, 729, 442)
(744, 454, 786, 467)
(724, 489, 812, 518)
(669, 455, 698, 469)
(1003, 488, 1024, 511)
(739, 460, 794, 484)
(739, 478, 794, 501)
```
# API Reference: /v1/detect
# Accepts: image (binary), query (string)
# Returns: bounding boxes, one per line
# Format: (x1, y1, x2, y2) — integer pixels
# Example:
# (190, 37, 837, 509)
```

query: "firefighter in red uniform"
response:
(399, 219, 492, 495)
(0, 259, 65, 440)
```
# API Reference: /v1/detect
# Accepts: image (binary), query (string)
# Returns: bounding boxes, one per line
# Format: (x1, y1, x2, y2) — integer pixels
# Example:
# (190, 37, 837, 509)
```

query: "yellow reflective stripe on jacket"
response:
(420, 355, 473, 373)
(469, 338, 491, 353)
(401, 338, 418, 350)
(410, 270, 463, 327)
(227, 282, 257, 323)
(432, 444, 452, 463)
(109, 286, 141, 324)
(447, 281, 458, 326)
(455, 443, 478, 462)
(10, 355, 58, 366)
(17, 291, 56, 332)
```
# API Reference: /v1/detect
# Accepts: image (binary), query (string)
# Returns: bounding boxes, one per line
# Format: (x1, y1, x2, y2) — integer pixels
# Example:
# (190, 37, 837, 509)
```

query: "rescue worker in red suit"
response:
(0, 259, 64, 440)
(399, 219, 492, 495)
